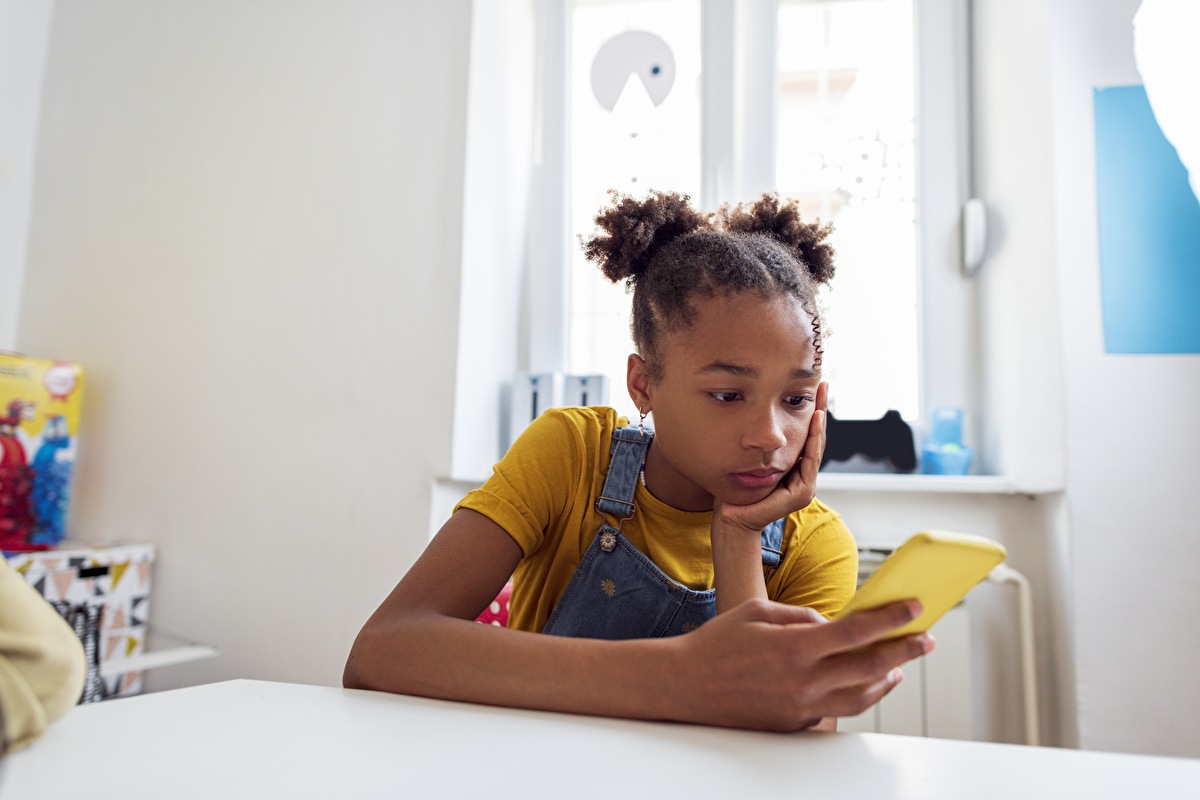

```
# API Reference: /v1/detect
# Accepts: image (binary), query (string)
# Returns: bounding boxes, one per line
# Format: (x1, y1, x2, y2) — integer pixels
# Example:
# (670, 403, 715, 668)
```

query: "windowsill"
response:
(439, 473, 1062, 497)
(816, 473, 1060, 495)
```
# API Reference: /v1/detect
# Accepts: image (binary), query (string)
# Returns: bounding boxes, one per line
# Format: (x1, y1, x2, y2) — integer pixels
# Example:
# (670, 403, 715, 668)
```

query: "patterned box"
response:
(4, 543, 154, 701)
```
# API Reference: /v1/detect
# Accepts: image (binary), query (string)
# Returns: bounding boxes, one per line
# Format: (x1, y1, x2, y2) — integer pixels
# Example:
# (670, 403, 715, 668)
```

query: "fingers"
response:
(818, 600, 924, 654)
(731, 597, 827, 626)
(817, 667, 907, 720)
(818, 633, 935, 693)
(800, 600, 934, 699)
(686, 597, 929, 731)
(781, 382, 827, 507)
(798, 382, 827, 486)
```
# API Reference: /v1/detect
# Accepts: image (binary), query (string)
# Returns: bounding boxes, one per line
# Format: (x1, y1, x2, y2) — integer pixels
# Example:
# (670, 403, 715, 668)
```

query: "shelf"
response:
(101, 631, 218, 677)
(440, 474, 1061, 497)
(817, 473, 1043, 495)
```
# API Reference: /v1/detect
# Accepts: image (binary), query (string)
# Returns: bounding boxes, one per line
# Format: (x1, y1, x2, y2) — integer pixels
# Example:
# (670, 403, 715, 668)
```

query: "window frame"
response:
(507, 0, 983, 474)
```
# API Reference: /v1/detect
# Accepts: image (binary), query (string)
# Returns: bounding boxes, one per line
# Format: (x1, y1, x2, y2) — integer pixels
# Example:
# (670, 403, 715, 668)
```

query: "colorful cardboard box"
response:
(0, 351, 85, 551)
(4, 543, 155, 701)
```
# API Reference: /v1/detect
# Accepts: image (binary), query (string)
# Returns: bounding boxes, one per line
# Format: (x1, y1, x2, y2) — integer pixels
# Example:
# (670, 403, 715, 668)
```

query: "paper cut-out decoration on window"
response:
(590, 31, 675, 111)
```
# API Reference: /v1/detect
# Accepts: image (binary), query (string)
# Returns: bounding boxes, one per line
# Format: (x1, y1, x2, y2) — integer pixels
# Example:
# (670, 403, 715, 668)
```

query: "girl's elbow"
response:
(342, 616, 411, 691)
(342, 657, 365, 690)
(342, 607, 443, 692)
(342, 629, 380, 690)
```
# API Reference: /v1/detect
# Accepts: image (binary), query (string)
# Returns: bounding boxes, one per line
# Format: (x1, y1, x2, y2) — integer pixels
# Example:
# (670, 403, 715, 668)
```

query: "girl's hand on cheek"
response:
(714, 382, 828, 534)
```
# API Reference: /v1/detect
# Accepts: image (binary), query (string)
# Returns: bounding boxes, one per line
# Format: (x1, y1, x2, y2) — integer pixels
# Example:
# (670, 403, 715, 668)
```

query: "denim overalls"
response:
(542, 424, 786, 639)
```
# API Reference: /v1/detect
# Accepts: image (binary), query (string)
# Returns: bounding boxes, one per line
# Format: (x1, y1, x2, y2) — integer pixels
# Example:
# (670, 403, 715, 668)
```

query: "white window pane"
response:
(777, 0, 918, 420)
(567, 0, 921, 424)
(569, 0, 702, 423)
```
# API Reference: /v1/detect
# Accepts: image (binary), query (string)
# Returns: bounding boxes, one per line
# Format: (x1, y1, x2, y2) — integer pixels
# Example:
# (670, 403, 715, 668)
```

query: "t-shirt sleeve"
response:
(454, 409, 590, 558)
(770, 511, 858, 618)
(0, 561, 87, 755)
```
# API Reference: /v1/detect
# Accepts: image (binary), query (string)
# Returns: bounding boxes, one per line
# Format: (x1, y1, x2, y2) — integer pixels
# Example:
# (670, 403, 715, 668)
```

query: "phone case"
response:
(833, 530, 1007, 639)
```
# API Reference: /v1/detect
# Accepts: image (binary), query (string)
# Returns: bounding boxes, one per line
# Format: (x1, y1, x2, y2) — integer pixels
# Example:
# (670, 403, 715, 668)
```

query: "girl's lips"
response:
(731, 471, 784, 489)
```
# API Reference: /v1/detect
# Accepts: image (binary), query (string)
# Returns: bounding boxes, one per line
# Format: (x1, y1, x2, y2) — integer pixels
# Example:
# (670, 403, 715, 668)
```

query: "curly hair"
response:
(582, 190, 835, 381)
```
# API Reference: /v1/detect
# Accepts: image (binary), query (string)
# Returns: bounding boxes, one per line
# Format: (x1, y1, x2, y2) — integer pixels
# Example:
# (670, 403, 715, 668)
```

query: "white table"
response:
(3, 679, 1198, 799)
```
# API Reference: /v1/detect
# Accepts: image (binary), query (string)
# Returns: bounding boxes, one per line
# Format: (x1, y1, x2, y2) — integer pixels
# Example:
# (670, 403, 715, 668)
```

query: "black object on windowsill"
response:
(820, 410, 917, 474)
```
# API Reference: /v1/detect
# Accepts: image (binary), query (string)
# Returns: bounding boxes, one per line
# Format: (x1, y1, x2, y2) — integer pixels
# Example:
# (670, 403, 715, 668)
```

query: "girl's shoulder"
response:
(497, 406, 630, 482)
(518, 405, 627, 457)
(783, 498, 853, 549)
(768, 499, 858, 614)
(789, 496, 842, 525)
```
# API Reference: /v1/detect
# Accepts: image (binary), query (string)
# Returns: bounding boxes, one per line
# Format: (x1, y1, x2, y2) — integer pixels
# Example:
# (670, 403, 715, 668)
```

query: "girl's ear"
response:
(626, 353, 653, 412)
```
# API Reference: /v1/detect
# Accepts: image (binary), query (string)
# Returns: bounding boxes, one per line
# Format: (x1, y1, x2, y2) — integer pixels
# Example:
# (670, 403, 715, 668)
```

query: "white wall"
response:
(0, 0, 55, 350)
(974, 0, 1200, 758)
(969, 0, 1078, 749)
(18, 0, 472, 692)
(1050, 0, 1200, 759)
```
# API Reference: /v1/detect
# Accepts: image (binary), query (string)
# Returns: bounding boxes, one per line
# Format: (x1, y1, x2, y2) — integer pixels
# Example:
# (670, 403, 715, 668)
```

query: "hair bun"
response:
(582, 190, 711, 284)
(721, 193, 835, 284)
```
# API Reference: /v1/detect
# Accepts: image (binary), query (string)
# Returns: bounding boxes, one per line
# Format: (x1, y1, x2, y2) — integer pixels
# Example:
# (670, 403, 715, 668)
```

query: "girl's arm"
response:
(344, 509, 680, 719)
(709, 515, 771, 613)
(344, 508, 933, 732)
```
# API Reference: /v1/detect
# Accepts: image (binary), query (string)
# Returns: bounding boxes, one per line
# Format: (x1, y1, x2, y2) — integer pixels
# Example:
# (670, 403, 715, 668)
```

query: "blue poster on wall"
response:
(1093, 84, 1200, 354)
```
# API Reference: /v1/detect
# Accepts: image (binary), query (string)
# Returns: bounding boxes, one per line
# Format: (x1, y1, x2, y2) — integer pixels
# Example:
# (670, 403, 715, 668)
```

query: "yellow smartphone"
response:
(832, 530, 1007, 639)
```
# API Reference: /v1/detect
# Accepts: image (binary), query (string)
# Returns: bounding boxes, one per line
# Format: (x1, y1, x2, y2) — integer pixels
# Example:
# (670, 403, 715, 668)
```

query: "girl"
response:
(345, 191, 932, 732)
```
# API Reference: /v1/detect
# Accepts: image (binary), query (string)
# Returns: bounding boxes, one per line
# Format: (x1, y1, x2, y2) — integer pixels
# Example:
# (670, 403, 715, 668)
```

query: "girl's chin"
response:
(716, 482, 778, 508)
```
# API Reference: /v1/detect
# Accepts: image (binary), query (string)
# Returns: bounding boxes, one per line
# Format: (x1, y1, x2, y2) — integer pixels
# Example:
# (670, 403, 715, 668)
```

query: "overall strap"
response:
(596, 425, 786, 568)
(595, 425, 652, 520)
(760, 518, 785, 569)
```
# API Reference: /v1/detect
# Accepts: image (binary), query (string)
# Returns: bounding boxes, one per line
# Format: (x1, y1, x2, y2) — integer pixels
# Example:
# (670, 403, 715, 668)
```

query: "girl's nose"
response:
(742, 405, 788, 451)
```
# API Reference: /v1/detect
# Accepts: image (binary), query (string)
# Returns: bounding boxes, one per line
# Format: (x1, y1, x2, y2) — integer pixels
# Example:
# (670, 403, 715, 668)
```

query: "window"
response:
(550, 0, 974, 434)
(569, 1, 702, 424)
(775, 0, 919, 421)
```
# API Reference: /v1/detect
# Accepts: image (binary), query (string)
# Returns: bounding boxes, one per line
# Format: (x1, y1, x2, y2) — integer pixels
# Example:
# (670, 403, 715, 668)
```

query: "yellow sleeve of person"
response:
(0, 559, 86, 756)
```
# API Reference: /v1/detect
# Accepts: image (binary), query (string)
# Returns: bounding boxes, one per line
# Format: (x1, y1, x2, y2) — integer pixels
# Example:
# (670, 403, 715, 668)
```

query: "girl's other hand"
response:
(672, 596, 934, 731)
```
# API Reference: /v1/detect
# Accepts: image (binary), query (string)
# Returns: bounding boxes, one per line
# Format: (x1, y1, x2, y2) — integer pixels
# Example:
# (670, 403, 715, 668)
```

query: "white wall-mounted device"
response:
(962, 197, 988, 276)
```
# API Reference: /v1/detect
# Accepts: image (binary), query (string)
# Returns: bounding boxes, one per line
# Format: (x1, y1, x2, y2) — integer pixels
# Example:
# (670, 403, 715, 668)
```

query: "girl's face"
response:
(629, 290, 822, 512)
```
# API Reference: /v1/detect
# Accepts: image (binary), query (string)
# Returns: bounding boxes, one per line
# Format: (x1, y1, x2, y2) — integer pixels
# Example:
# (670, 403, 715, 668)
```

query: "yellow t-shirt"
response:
(456, 406, 858, 633)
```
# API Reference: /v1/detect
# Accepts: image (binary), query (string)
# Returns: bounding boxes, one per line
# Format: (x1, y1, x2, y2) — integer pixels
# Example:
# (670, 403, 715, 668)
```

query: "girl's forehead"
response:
(689, 291, 812, 333)
(665, 292, 818, 371)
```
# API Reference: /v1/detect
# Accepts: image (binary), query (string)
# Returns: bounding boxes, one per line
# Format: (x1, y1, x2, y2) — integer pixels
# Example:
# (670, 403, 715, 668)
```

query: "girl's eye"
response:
(710, 392, 741, 403)
(784, 395, 813, 408)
